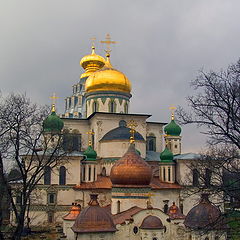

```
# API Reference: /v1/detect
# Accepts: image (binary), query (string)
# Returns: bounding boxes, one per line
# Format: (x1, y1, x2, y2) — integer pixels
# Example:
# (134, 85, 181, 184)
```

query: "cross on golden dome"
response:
(50, 93, 59, 112)
(169, 105, 176, 120)
(86, 130, 94, 146)
(100, 34, 117, 55)
(128, 120, 138, 144)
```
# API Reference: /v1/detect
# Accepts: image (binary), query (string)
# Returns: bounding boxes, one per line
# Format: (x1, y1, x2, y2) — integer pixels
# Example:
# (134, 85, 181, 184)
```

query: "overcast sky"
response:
(1, 0, 240, 153)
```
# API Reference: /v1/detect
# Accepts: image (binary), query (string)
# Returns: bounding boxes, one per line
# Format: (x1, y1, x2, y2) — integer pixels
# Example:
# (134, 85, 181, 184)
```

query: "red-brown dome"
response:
(110, 144, 152, 186)
(184, 194, 226, 230)
(167, 202, 185, 220)
(140, 215, 164, 229)
(63, 203, 81, 221)
(72, 194, 116, 233)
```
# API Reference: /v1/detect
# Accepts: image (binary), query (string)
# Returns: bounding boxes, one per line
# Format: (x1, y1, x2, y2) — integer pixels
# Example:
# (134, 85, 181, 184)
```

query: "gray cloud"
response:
(1, 0, 240, 153)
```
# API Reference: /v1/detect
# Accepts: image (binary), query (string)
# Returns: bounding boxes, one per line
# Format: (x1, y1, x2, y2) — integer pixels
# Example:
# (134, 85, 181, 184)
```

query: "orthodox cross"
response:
(100, 33, 117, 55)
(169, 105, 176, 120)
(50, 93, 59, 112)
(90, 37, 96, 47)
(146, 192, 155, 208)
(128, 120, 138, 144)
(86, 130, 94, 146)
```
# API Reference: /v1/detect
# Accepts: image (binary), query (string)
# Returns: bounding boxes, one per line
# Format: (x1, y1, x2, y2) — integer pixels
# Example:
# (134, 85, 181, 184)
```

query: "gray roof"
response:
(145, 151, 161, 161)
(174, 153, 201, 160)
(100, 126, 145, 142)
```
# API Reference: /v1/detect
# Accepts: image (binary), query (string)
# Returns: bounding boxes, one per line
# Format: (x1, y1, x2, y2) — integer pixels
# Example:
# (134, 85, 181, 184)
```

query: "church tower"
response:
(64, 42, 105, 118)
(164, 107, 182, 155)
(85, 34, 132, 117)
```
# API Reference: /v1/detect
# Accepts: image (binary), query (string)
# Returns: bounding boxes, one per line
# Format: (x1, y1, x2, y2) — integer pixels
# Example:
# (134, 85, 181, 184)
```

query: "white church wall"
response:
(100, 141, 146, 158)
(150, 189, 180, 211)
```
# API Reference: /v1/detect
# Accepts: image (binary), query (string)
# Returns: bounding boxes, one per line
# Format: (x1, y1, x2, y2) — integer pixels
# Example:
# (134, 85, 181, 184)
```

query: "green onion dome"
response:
(84, 145, 97, 161)
(43, 105, 64, 133)
(164, 117, 181, 136)
(160, 147, 174, 162)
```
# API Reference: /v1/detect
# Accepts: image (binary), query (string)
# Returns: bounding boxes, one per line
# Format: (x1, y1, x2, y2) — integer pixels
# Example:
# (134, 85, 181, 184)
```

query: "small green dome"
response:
(43, 109, 64, 133)
(160, 147, 174, 162)
(164, 119, 181, 136)
(84, 145, 97, 161)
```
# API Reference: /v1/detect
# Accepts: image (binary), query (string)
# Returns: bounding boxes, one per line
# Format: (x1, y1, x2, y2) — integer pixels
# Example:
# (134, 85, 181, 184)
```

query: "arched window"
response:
(101, 167, 106, 176)
(44, 166, 51, 185)
(146, 135, 156, 151)
(117, 200, 121, 213)
(59, 166, 66, 185)
(193, 169, 199, 186)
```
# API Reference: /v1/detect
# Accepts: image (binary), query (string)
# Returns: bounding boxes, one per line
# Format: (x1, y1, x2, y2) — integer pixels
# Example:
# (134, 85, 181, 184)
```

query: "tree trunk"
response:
(0, 154, 5, 240)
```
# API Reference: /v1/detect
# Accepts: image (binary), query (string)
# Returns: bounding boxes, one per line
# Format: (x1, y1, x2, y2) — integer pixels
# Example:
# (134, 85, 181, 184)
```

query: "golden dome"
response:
(85, 54, 132, 93)
(80, 46, 105, 78)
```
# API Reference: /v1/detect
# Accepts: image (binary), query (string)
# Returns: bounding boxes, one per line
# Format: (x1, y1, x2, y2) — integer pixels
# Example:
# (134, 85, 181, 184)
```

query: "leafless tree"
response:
(0, 93, 65, 240)
(177, 59, 240, 235)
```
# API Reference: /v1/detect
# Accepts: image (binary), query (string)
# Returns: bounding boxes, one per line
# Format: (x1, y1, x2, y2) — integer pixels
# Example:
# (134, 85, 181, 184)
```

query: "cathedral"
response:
(28, 35, 227, 239)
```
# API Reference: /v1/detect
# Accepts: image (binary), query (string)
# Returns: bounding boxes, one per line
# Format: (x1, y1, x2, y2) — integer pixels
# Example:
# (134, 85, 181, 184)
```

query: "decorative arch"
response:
(92, 100, 99, 113)
(59, 166, 66, 185)
(124, 102, 128, 113)
(108, 99, 116, 113)
(44, 166, 51, 185)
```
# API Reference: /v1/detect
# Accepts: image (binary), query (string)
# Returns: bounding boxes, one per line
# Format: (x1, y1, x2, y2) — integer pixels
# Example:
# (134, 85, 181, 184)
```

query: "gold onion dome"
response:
(80, 46, 105, 78)
(110, 144, 152, 186)
(85, 54, 132, 93)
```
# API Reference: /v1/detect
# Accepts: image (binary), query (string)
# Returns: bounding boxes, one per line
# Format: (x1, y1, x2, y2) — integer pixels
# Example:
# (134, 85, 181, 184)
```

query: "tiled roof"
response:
(74, 176, 182, 190)
(112, 206, 143, 225)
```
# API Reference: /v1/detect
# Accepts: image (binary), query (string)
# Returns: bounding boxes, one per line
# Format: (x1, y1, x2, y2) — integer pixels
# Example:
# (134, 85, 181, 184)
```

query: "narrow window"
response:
(88, 166, 91, 181)
(93, 167, 96, 181)
(93, 101, 98, 113)
(101, 167, 106, 177)
(48, 193, 56, 204)
(44, 166, 51, 185)
(163, 167, 166, 182)
(124, 103, 128, 113)
(59, 166, 66, 185)
(117, 200, 120, 213)
(109, 100, 116, 113)
(146, 136, 156, 151)
(205, 168, 212, 187)
(168, 167, 171, 182)
(82, 166, 86, 181)
(193, 169, 199, 186)
(48, 211, 54, 223)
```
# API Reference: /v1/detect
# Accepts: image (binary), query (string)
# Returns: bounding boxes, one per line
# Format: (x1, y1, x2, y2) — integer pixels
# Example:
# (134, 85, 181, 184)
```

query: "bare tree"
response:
(0, 93, 65, 240)
(177, 59, 240, 236)
(177, 59, 240, 148)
